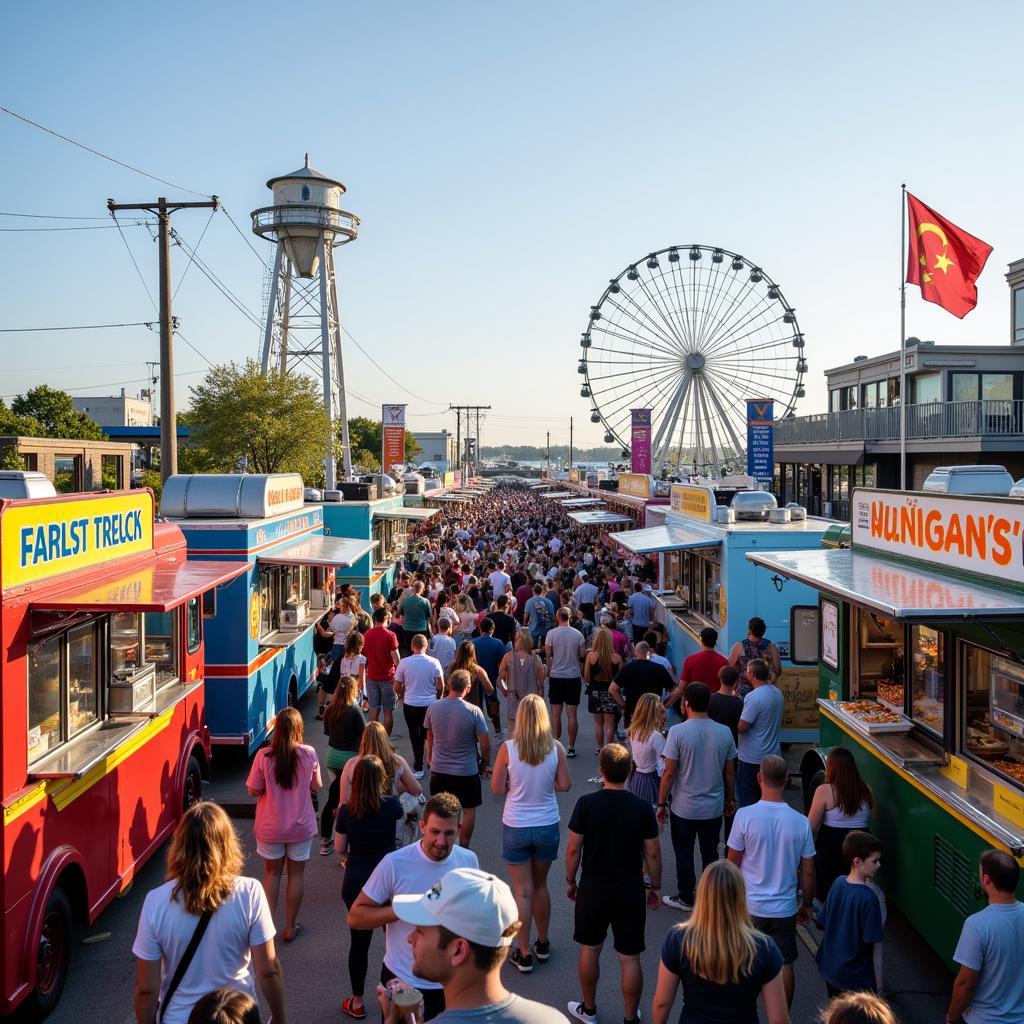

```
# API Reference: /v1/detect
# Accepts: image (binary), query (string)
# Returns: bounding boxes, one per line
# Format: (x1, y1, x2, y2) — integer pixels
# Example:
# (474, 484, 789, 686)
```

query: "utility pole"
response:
(449, 404, 491, 477)
(108, 195, 219, 481)
(546, 431, 550, 478)
(569, 417, 574, 475)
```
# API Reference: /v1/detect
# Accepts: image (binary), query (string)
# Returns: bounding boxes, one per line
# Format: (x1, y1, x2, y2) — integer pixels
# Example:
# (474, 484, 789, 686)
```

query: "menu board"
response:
(781, 667, 821, 731)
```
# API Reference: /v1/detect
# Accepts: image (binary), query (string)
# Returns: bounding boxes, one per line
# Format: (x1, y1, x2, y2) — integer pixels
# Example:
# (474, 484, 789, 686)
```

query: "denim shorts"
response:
(501, 822, 560, 863)
(366, 678, 397, 711)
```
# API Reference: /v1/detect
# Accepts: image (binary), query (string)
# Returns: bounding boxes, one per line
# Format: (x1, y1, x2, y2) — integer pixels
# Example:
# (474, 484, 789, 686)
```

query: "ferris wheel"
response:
(578, 244, 807, 477)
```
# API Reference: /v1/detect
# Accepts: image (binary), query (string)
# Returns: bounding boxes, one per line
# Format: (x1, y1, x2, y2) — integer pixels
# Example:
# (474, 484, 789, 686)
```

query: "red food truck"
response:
(0, 487, 248, 1016)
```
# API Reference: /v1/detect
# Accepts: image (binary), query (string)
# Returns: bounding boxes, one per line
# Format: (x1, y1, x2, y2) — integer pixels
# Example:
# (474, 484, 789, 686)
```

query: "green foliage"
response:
(11, 385, 103, 440)
(0, 399, 45, 438)
(187, 360, 332, 483)
(138, 468, 164, 503)
(0, 445, 27, 470)
(343, 417, 421, 469)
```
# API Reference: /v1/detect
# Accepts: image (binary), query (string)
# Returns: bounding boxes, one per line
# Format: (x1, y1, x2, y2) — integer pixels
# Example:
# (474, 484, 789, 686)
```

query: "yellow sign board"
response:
(670, 484, 715, 521)
(1, 491, 154, 590)
(993, 781, 1024, 831)
(780, 667, 820, 731)
(940, 755, 969, 790)
(617, 473, 651, 498)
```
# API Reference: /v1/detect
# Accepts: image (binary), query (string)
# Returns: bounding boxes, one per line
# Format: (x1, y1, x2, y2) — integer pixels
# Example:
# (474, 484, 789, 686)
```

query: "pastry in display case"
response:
(837, 699, 913, 734)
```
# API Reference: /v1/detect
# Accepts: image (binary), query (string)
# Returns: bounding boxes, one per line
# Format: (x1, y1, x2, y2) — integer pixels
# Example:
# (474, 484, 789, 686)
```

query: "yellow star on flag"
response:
(934, 251, 955, 274)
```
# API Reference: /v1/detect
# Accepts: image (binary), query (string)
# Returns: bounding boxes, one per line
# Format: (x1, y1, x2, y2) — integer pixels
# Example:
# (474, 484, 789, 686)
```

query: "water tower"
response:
(252, 156, 360, 487)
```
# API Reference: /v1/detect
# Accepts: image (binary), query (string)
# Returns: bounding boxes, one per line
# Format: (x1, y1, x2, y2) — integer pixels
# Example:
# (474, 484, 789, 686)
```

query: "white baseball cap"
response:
(392, 868, 519, 947)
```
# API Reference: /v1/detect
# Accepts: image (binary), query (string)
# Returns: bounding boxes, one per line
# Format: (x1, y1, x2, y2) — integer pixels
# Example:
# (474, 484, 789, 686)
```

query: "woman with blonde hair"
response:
(491, 693, 572, 973)
(338, 720, 422, 805)
(454, 594, 478, 644)
(133, 803, 286, 1024)
(246, 707, 321, 942)
(583, 626, 623, 750)
(626, 692, 666, 806)
(651, 860, 788, 1024)
(498, 630, 545, 722)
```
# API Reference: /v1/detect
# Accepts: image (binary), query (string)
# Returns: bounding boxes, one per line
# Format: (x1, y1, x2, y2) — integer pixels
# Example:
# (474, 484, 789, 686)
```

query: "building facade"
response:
(71, 390, 155, 428)
(0, 436, 133, 492)
(412, 429, 456, 471)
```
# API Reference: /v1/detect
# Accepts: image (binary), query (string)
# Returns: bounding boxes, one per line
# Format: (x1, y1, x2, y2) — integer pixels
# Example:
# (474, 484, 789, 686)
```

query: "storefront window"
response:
(913, 372, 941, 404)
(911, 625, 944, 734)
(67, 623, 99, 736)
(144, 612, 178, 686)
(965, 644, 1024, 782)
(854, 609, 904, 707)
(28, 635, 62, 763)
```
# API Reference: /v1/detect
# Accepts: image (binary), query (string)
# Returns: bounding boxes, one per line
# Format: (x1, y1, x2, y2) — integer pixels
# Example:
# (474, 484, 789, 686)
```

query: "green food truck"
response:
(747, 486, 1024, 968)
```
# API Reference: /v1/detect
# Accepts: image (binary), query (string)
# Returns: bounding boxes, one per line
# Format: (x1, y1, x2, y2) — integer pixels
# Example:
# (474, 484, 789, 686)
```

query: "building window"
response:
(1015, 287, 1024, 343)
(912, 372, 941, 404)
(983, 373, 1014, 401)
(888, 377, 900, 406)
(53, 455, 80, 493)
(829, 390, 841, 413)
(101, 454, 121, 490)
(952, 373, 977, 402)
(950, 372, 1016, 403)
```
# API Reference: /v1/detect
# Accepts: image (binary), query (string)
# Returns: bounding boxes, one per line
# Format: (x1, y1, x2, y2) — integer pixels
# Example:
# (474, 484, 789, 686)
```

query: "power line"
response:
(111, 211, 158, 311)
(0, 104, 213, 198)
(171, 209, 216, 301)
(0, 221, 153, 232)
(0, 369, 206, 400)
(342, 325, 449, 406)
(0, 321, 156, 333)
(220, 206, 269, 265)
(0, 210, 112, 220)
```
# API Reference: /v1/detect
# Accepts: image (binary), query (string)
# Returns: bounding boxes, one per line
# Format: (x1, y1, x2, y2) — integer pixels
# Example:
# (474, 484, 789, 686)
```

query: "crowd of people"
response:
(131, 484, 1022, 1024)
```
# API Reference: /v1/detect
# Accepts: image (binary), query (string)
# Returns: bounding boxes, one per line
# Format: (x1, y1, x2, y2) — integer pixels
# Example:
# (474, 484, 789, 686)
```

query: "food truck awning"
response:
(541, 491, 576, 498)
(560, 498, 605, 507)
(613, 524, 721, 555)
(373, 507, 441, 522)
(260, 535, 378, 568)
(32, 559, 251, 613)
(746, 548, 1024, 619)
(569, 511, 634, 526)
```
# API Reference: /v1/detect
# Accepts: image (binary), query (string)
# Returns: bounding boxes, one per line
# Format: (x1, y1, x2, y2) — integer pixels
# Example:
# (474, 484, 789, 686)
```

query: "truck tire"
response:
(26, 885, 72, 1018)
(183, 754, 203, 813)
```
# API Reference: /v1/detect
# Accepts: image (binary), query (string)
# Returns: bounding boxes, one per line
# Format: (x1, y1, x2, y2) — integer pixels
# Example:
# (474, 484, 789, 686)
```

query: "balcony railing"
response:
(775, 400, 1023, 445)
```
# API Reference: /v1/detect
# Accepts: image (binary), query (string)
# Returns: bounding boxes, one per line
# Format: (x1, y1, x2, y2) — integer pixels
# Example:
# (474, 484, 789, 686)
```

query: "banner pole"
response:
(900, 184, 907, 490)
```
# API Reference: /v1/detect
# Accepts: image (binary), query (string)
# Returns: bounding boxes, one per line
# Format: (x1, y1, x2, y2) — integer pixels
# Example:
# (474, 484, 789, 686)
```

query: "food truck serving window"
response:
(257, 565, 316, 640)
(662, 548, 721, 626)
(911, 625, 944, 736)
(963, 643, 1024, 785)
(29, 620, 102, 764)
(853, 609, 905, 710)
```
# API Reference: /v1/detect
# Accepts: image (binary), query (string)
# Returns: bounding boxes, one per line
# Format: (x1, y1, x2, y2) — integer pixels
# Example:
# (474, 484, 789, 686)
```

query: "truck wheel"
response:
(805, 768, 825, 814)
(182, 755, 202, 813)
(27, 886, 72, 1018)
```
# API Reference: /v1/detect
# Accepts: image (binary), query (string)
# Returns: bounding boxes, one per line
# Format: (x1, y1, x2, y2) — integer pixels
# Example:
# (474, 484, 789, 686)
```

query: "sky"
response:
(3, 1, 1023, 451)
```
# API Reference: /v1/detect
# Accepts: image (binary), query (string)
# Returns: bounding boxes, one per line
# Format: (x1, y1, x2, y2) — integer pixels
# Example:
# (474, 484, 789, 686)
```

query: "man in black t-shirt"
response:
(609, 642, 675, 723)
(488, 594, 518, 648)
(565, 744, 661, 1024)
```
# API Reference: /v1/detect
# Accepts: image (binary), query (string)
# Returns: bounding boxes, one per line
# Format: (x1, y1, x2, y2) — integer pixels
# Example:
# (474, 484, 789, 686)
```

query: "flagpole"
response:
(899, 183, 907, 490)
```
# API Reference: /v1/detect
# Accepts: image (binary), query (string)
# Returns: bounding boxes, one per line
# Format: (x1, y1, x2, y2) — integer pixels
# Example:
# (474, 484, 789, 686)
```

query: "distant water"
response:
(516, 460, 612, 470)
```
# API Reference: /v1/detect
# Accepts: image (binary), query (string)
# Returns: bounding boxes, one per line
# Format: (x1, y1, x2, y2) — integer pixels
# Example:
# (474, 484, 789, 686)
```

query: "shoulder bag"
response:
(156, 907, 214, 1023)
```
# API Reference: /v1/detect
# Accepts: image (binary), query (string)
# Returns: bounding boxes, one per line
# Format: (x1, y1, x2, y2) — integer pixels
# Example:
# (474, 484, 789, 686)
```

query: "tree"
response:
(187, 360, 332, 482)
(11, 385, 103, 440)
(0, 399, 43, 438)
(343, 417, 421, 470)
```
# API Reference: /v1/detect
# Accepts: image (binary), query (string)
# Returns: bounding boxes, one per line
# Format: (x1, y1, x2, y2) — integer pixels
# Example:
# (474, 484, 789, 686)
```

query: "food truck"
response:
(161, 475, 377, 752)
(746, 487, 1024, 966)
(614, 483, 831, 742)
(0, 484, 248, 1015)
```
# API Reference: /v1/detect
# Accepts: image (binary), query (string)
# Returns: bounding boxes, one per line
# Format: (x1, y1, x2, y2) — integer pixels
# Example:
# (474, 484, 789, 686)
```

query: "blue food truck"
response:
(161, 474, 377, 751)
(612, 483, 832, 743)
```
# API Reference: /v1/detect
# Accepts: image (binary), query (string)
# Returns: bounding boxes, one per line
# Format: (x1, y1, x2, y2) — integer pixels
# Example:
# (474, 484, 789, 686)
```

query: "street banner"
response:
(382, 404, 407, 473)
(746, 399, 774, 488)
(630, 408, 652, 474)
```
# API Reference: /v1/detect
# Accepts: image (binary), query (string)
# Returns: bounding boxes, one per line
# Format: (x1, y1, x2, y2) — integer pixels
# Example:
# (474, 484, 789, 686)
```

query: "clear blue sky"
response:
(2, 0, 1022, 449)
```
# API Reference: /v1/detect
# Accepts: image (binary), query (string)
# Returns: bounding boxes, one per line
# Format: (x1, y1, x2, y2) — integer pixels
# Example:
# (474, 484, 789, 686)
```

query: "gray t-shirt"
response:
(546, 625, 585, 679)
(424, 697, 489, 775)
(433, 993, 566, 1024)
(738, 683, 785, 765)
(663, 718, 737, 819)
(953, 901, 1024, 1024)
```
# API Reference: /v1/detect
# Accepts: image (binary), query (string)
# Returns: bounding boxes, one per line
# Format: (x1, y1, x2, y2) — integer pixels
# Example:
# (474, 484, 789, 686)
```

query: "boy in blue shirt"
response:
(816, 830, 885, 997)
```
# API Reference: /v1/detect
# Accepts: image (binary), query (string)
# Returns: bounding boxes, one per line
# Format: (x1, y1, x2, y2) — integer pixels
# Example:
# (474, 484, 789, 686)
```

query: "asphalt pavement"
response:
(45, 693, 953, 1024)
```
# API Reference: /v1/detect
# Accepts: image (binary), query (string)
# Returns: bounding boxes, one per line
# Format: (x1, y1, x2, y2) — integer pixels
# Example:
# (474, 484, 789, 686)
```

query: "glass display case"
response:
(911, 625, 944, 735)
(854, 610, 905, 709)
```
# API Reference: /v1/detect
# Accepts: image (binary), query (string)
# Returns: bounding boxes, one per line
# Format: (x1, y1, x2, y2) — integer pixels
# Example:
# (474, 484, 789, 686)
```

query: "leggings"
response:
(403, 704, 429, 772)
(344, 895, 374, 997)
(320, 772, 341, 841)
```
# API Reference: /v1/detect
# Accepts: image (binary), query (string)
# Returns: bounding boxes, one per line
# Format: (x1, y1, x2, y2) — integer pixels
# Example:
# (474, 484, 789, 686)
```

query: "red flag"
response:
(906, 193, 993, 319)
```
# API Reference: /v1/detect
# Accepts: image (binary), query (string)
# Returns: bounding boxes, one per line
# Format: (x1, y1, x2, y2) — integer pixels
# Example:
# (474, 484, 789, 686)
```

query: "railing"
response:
(251, 204, 360, 240)
(775, 400, 1024, 445)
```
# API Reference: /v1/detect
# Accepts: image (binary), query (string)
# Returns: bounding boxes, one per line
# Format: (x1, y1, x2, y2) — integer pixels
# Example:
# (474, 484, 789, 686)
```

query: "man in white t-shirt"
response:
(573, 572, 598, 608)
(727, 755, 815, 1008)
(396, 634, 444, 777)
(488, 561, 512, 598)
(349, 794, 479, 1021)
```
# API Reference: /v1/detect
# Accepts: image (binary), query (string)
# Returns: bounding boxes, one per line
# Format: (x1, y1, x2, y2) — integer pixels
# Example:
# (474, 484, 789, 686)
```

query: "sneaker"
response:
(320, 839, 333, 856)
(413, 770, 425, 780)
(509, 948, 534, 973)
(417, 793, 427, 804)
(624, 1013, 641, 1024)
(566, 747, 577, 759)
(533, 939, 551, 961)
(567, 1002, 597, 1024)
(662, 893, 693, 912)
